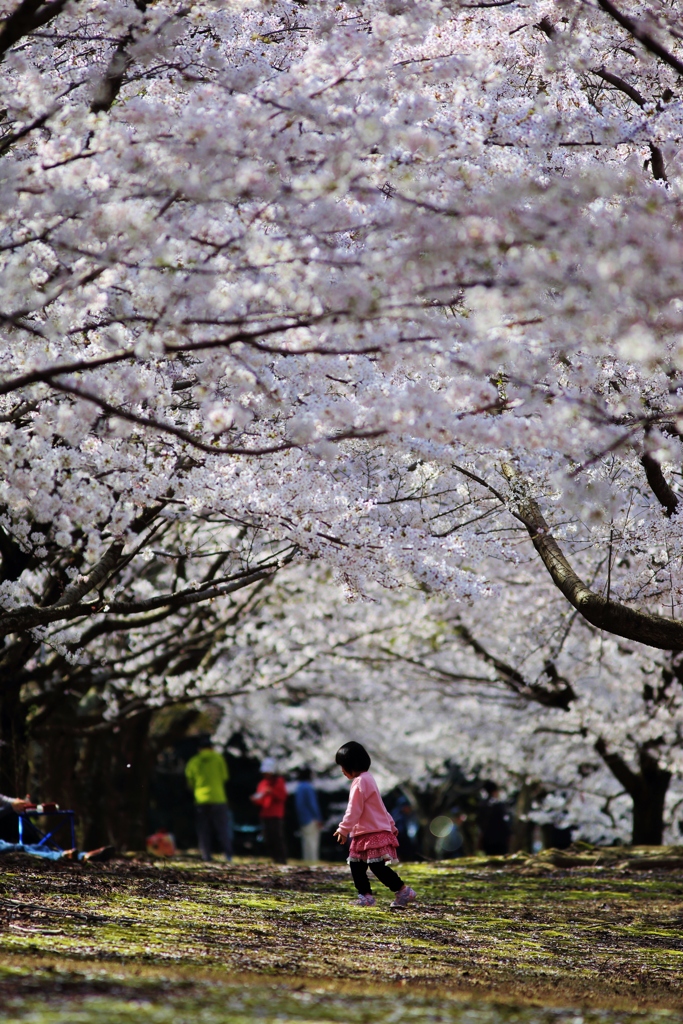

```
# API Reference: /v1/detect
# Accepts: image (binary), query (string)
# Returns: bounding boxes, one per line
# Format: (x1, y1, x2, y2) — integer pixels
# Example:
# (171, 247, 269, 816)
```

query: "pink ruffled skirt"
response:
(348, 830, 399, 865)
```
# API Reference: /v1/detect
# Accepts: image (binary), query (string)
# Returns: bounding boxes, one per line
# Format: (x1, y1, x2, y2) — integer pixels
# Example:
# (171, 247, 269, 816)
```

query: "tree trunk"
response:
(510, 781, 544, 852)
(595, 738, 671, 845)
(30, 690, 200, 852)
(76, 711, 154, 851)
(0, 678, 28, 797)
(0, 634, 39, 797)
(631, 749, 671, 845)
(109, 711, 155, 851)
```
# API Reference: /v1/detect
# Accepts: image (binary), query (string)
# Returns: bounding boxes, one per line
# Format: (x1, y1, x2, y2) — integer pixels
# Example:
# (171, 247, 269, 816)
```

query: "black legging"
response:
(350, 859, 404, 895)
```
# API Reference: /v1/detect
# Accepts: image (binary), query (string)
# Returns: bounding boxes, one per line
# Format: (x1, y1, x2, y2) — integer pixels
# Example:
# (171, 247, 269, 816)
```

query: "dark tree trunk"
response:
(29, 691, 200, 853)
(595, 738, 671, 845)
(76, 730, 113, 849)
(631, 749, 671, 845)
(511, 781, 544, 852)
(76, 711, 154, 851)
(0, 631, 41, 798)
(0, 679, 29, 797)
(109, 711, 155, 851)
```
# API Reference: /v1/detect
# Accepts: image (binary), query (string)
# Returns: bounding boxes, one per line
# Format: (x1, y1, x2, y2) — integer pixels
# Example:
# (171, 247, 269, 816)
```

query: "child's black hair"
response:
(335, 741, 371, 774)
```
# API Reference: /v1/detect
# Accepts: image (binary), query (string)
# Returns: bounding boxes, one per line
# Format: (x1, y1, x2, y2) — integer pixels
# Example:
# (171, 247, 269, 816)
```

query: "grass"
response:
(1, 852, 683, 1022)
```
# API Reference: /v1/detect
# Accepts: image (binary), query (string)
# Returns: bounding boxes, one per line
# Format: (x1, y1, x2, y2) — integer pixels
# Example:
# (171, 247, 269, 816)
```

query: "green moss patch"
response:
(1, 854, 683, 1020)
(2, 983, 683, 1024)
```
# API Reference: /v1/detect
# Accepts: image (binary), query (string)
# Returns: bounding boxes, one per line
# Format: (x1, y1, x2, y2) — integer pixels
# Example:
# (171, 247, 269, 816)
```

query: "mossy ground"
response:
(1, 853, 683, 1022)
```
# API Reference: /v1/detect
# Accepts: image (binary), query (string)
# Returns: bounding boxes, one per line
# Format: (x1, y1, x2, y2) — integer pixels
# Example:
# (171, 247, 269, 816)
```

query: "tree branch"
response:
(50, 541, 124, 608)
(0, 0, 75, 60)
(591, 66, 646, 107)
(0, 107, 53, 157)
(595, 736, 640, 796)
(48, 378, 386, 456)
(500, 464, 683, 651)
(641, 453, 678, 516)
(0, 350, 136, 397)
(91, 37, 133, 113)
(452, 620, 576, 709)
(594, 0, 683, 79)
(0, 565, 281, 638)
(649, 141, 668, 182)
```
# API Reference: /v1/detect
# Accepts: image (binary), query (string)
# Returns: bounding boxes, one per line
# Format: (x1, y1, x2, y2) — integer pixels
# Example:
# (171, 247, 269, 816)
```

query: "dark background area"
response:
(3, 727, 572, 858)
(149, 733, 350, 861)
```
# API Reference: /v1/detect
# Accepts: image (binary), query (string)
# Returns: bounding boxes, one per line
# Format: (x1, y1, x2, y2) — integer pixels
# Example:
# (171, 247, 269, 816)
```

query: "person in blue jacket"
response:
(295, 767, 322, 862)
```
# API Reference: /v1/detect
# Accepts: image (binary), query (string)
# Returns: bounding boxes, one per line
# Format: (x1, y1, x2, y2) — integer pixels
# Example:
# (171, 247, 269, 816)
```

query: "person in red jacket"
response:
(250, 758, 288, 864)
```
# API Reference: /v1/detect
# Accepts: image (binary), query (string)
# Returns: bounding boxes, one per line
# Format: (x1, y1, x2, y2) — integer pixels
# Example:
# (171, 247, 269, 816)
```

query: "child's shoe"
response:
(390, 885, 416, 910)
(353, 893, 376, 906)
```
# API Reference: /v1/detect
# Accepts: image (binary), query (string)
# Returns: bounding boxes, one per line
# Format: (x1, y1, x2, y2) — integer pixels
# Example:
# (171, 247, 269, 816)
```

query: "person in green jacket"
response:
(185, 735, 233, 862)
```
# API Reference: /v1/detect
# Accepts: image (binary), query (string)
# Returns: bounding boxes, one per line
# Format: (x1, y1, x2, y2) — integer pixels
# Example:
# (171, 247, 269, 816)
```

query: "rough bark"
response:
(51, 541, 125, 607)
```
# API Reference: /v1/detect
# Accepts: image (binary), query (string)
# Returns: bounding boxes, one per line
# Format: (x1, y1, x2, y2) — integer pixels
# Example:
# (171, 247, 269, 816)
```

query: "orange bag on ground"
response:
(146, 831, 176, 857)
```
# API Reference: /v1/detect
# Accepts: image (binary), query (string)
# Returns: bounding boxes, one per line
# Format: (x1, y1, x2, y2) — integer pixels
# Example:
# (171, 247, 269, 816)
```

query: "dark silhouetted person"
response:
(295, 767, 322, 862)
(251, 757, 287, 863)
(435, 807, 466, 859)
(478, 781, 511, 856)
(185, 735, 233, 862)
(391, 794, 420, 861)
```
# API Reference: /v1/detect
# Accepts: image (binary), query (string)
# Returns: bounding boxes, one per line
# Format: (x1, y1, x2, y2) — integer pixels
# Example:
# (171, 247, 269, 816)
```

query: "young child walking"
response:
(333, 741, 417, 909)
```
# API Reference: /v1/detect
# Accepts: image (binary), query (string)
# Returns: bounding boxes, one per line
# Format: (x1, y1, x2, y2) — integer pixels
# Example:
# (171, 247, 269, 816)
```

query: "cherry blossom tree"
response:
(18, 520, 291, 847)
(215, 564, 683, 846)
(2, 0, 683, 831)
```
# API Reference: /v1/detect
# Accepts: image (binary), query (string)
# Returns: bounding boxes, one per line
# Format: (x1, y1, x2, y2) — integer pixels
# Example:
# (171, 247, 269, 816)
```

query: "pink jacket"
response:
(337, 772, 398, 838)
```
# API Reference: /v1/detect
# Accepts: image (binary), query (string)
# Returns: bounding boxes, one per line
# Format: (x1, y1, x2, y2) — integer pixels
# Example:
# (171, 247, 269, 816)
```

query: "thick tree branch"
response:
(649, 141, 668, 182)
(0, 565, 281, 638)
(0, 525, 31, 583)
(452, 620, 576, 709)
(51, 541, 124, 607)
(641, 453, 678, 516)
(0, 0, 74, 59)
(594, 0, 683, 79)
(595, 737, 671, 804)
(591, 66, 647, 107)
(595, 736, 640, 795)
(500, 464, 683, 651)
(91, 38, 133, 114)
(90, 3, 156, 114)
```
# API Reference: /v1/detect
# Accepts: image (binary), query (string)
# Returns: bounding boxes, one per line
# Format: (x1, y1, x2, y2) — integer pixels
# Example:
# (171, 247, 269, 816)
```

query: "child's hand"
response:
(333, 829, 346, 844)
